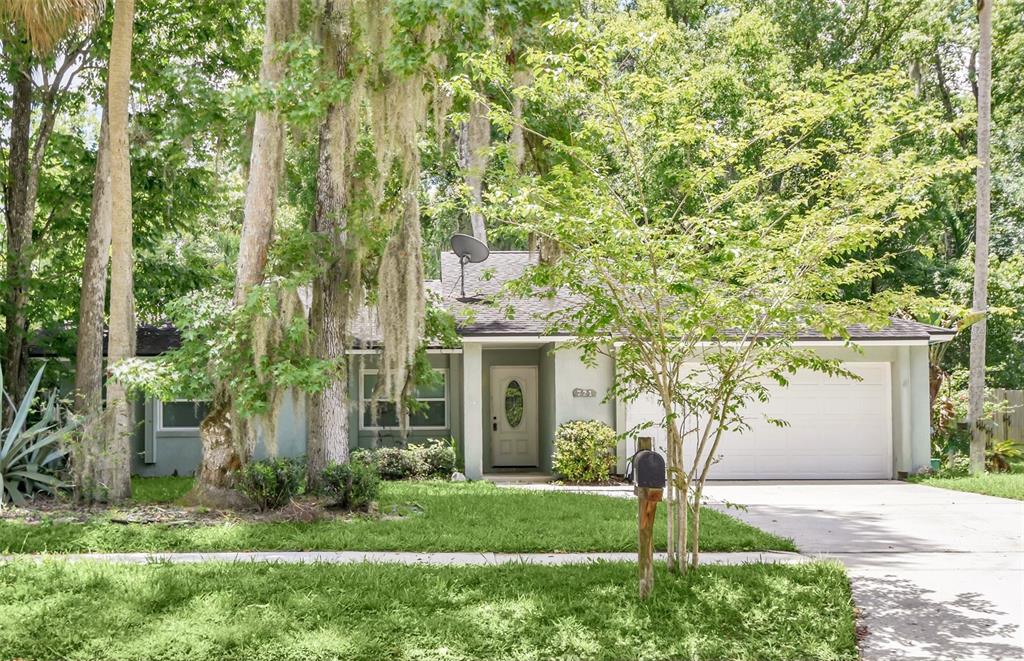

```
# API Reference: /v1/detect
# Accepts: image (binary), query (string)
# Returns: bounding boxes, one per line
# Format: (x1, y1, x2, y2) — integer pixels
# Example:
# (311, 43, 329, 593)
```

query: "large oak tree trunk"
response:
(101, 0, 135, 502)
(193, 0, 297, 500)
(968, 0, 993, 475)
(72, 107, 113, 501)
(2, 50, 34, 421)
(307, 0, 355, 488)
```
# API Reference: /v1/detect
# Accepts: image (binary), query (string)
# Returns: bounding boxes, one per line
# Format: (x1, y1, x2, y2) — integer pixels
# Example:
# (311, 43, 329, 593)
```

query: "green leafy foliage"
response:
(552, 420, 618, 483)
(407, 438, 458, 478)
(320, 461, 381, 511)
(235, 458, 304, 511)
(0, 366, 74, 507)
(371, 447, 419, 481)
(362, 440, 457, 481)
(986, 440, 1024, 473)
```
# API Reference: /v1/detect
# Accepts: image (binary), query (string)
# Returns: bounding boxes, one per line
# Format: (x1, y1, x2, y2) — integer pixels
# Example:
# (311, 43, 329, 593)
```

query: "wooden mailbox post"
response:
(634, 436, 664, 599)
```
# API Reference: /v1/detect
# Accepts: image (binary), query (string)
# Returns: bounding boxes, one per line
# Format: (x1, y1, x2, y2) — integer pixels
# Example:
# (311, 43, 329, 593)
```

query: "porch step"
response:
(483, 472, 551, 485)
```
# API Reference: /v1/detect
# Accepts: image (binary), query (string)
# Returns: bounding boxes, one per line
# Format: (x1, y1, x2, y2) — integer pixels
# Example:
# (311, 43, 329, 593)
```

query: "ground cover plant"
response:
(0, 479, 794, 554)
(0, 560, 855, 661)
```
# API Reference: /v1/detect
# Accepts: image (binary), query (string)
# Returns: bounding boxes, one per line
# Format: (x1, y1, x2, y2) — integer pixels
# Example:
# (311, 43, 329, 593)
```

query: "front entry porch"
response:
(460, 340, 556, 479)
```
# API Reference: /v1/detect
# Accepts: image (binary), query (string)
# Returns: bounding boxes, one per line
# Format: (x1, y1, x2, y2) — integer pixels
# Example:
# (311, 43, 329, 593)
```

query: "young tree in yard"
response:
(968, 0, 994, 475)
(98, 0, 136, 502)
(496, 11, 968, 573)
(0, 0, 103, 418)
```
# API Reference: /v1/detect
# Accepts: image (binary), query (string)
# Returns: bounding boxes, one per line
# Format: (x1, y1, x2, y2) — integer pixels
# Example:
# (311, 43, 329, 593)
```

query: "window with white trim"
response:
(360, 369, 448, 430)
(155, 400, 210, 432)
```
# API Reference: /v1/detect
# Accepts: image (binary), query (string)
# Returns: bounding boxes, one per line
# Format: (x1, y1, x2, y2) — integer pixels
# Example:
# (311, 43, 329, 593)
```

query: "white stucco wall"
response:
(552, 346, 616, 428)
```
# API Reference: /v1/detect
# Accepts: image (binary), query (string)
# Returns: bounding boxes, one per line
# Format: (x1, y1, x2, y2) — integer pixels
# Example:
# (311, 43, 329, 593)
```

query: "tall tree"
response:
(0, 0, 102, 418)
(968, 0, 994, 474)
(102, 0, 136, 501)
(71, 108, 112, 500)
(307, 0, 358, 486)
(193, 0, 297, 503)
(232, 0, 297, 305)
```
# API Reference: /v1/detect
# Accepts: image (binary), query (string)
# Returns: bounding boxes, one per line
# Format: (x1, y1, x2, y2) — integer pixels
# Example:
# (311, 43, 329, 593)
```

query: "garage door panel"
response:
(626, 362, 893, 480)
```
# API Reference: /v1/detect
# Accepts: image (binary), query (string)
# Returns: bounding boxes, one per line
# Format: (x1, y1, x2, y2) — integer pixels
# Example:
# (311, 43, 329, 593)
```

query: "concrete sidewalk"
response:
(3, 549, 805, 566)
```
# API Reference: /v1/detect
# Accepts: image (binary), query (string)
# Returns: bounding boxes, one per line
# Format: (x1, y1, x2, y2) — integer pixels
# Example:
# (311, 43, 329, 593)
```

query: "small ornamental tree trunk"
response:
(968, 0, 993, 475)
(102, 0, 135, 502)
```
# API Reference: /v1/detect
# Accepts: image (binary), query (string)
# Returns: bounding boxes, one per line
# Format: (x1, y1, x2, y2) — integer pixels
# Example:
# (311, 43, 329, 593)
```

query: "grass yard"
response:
(130, 476, 195, 504)
(910, 470, 1024, 501)
(0, 479, 795, 554)
(0, 560, 855, 661)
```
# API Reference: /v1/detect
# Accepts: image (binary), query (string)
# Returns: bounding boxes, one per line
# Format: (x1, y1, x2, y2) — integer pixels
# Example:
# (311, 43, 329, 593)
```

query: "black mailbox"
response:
(633, 450, 666, 488)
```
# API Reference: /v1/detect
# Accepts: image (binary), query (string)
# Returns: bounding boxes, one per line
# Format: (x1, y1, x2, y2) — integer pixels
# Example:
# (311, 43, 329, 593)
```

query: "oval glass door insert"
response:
(504, 380, 524, 428)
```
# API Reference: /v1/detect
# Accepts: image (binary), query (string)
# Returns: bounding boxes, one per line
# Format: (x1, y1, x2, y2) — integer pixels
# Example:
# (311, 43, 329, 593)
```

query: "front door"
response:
(490, 366, 539, 466)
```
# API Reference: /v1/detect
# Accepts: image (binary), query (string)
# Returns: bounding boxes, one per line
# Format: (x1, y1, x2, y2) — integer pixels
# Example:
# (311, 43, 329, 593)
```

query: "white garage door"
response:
(622, 363, 893, 480)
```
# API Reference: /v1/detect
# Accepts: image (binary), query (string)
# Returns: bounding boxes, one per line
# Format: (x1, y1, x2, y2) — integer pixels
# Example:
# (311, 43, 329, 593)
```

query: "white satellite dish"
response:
(450, 234, 490, 299)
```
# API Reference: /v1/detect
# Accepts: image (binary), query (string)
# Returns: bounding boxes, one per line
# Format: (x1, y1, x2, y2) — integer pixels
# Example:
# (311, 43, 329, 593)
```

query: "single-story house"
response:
(44, 250, 955, 481)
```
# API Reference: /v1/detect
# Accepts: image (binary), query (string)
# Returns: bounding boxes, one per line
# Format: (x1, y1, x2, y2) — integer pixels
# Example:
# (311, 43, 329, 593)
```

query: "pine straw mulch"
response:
(0, 496, 411, 527)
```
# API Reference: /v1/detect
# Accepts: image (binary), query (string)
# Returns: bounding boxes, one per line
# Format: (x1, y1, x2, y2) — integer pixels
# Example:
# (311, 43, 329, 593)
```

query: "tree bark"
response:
(968, 0, 993, 475)
(307, 0, 355, 488)
(190, 398, 250, 507)
(232, 0, 297, 305)
(72, 106, 113, 501)
(101, 0, 136, 502)
(2, 49, 35, 420)
(458, 95, 490, 243)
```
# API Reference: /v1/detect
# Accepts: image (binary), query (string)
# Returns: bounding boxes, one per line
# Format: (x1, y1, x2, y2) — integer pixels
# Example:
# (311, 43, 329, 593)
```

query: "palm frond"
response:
(0, 0, 105, 54)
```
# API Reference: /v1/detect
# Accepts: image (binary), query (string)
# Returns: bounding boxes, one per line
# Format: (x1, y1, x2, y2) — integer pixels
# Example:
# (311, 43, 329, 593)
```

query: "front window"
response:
(156, 400, 209, 431)
(360, 369, 448, 430)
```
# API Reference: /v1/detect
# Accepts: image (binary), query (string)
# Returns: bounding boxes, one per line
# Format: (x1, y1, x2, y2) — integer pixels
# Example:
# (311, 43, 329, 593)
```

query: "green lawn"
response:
(911, 471, 1024, 501)
(0, 479, 795, 554)
(130, 476, 195, 504)
(0, 560, 855, 661)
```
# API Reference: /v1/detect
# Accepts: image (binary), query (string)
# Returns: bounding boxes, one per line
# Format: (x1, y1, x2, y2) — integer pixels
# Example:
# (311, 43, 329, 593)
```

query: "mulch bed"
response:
(0, 497, 396, 527)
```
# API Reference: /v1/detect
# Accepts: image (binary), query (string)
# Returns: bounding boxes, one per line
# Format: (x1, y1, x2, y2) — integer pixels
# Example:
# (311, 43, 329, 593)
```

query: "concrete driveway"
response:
(703, 481, 1024, 661)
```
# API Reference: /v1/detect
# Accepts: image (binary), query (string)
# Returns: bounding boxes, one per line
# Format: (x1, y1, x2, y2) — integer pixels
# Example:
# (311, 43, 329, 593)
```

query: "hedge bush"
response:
(374, 447, 419, 480)
(409, 439, 457, 478)
(356, 439, 457, 480)
(321, 461, 380, 510)
(235, 458, 304, 510)
(552, 420, 618, 483)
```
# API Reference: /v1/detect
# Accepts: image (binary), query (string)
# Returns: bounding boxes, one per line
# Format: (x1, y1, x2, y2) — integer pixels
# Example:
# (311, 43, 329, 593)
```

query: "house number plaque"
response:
(572, 388, 597, 398)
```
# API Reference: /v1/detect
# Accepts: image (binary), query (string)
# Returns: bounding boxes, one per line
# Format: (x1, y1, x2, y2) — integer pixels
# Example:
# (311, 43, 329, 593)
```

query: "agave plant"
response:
(1, 365, 76, 507)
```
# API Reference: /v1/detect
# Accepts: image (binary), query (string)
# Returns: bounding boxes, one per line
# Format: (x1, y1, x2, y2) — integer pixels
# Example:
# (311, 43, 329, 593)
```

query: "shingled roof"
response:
(32, 250, 954, 357)
(435, 251, 955, 342)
